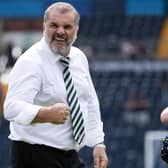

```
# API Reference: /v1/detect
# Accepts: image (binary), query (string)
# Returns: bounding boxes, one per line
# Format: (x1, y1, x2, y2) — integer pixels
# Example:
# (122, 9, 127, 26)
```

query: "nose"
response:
(56, 27, 65, 35)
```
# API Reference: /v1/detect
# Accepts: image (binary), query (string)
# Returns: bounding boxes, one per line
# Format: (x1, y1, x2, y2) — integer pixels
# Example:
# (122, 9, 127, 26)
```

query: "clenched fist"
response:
(33, 103, 71, 124)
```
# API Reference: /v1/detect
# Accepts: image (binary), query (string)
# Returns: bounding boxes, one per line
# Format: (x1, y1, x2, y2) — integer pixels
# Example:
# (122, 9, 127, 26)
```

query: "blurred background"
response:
(0, 0, 168, 168)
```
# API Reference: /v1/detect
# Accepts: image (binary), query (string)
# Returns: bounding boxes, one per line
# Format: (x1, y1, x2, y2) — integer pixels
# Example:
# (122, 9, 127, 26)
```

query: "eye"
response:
(64, 25, 72, 30)
(49, 23, 58, 28)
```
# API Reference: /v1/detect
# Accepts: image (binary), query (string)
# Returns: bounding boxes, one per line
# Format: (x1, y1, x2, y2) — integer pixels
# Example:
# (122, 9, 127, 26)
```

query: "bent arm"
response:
(4, 59, 42, 125)
(81, 55, 104, 147)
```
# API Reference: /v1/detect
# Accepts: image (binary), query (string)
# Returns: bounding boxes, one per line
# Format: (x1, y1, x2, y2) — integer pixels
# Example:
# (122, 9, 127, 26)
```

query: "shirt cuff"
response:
(94, 142, 106, 149)
(14, 105, 42, 125)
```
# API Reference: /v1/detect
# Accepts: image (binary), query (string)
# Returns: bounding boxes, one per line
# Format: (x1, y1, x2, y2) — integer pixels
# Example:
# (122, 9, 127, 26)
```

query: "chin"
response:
(51, 47, 65, 56)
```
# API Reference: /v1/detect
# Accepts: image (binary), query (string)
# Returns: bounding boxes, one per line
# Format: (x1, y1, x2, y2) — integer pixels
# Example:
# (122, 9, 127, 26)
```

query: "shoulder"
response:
(70, 46, 88, 63)
(10, 41, 44, 78)
(17, 41, 43, 65)
(70, 46, 90, 72)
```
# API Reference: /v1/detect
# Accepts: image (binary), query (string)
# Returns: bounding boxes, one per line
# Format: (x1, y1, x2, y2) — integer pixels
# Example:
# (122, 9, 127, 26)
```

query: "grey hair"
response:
(43, 2, 80, 25)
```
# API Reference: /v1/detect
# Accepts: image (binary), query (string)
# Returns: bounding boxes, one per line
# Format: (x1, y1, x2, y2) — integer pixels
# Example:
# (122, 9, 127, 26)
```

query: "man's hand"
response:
(47, 103, 70, 124)
(33, 103, 70, 124)
(93, 146, 108, 168)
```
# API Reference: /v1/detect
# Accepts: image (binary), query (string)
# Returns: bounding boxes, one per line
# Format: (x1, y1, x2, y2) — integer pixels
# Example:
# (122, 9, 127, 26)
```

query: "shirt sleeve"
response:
(4, 57, 42, 125)
(81, 55, 105, 147)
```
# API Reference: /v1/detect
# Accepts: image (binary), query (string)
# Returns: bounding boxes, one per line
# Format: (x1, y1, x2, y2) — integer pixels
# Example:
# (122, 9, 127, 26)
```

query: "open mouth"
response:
(54, 39, 65, 45)
(53, 37, 66, 45)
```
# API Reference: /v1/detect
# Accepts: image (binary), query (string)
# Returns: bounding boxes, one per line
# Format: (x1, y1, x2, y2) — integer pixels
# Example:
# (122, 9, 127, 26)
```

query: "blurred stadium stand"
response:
(76, 15, 164, 60)
(86, 61, 168, 168)
(1, 0, 168, 168)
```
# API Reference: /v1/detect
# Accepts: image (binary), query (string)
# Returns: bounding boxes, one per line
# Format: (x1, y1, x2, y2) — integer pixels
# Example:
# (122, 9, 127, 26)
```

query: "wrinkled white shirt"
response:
(4, 38, 104, 151)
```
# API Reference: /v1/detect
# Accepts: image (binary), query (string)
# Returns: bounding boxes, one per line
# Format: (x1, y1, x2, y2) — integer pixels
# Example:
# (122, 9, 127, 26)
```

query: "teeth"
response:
(55, 37, 64, 41)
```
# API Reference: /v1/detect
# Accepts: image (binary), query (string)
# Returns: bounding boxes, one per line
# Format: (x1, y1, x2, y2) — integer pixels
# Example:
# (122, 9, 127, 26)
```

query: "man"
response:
(4, 2, 108, 168)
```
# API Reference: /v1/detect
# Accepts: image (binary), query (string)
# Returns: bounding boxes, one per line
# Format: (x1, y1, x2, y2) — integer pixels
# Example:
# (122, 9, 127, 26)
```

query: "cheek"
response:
(48, 30, 54, 37)
(45, 28, 55, 37)
(68, 31, 77, 41)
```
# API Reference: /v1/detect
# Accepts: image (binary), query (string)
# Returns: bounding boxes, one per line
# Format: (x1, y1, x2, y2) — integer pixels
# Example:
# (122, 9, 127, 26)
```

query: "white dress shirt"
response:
(4, 38, 104, 151)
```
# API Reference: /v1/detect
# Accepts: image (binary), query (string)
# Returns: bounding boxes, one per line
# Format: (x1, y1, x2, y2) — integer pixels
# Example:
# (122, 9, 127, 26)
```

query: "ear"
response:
(76, 25, 79, 33)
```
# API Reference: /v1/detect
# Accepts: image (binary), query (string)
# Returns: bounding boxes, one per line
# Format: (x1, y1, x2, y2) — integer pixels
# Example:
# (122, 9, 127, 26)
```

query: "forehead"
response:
(47, 8, 76, 24)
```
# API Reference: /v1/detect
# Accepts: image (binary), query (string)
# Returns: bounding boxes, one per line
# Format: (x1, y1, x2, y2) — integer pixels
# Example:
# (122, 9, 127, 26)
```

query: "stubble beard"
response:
(44, 32, 77, 56)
